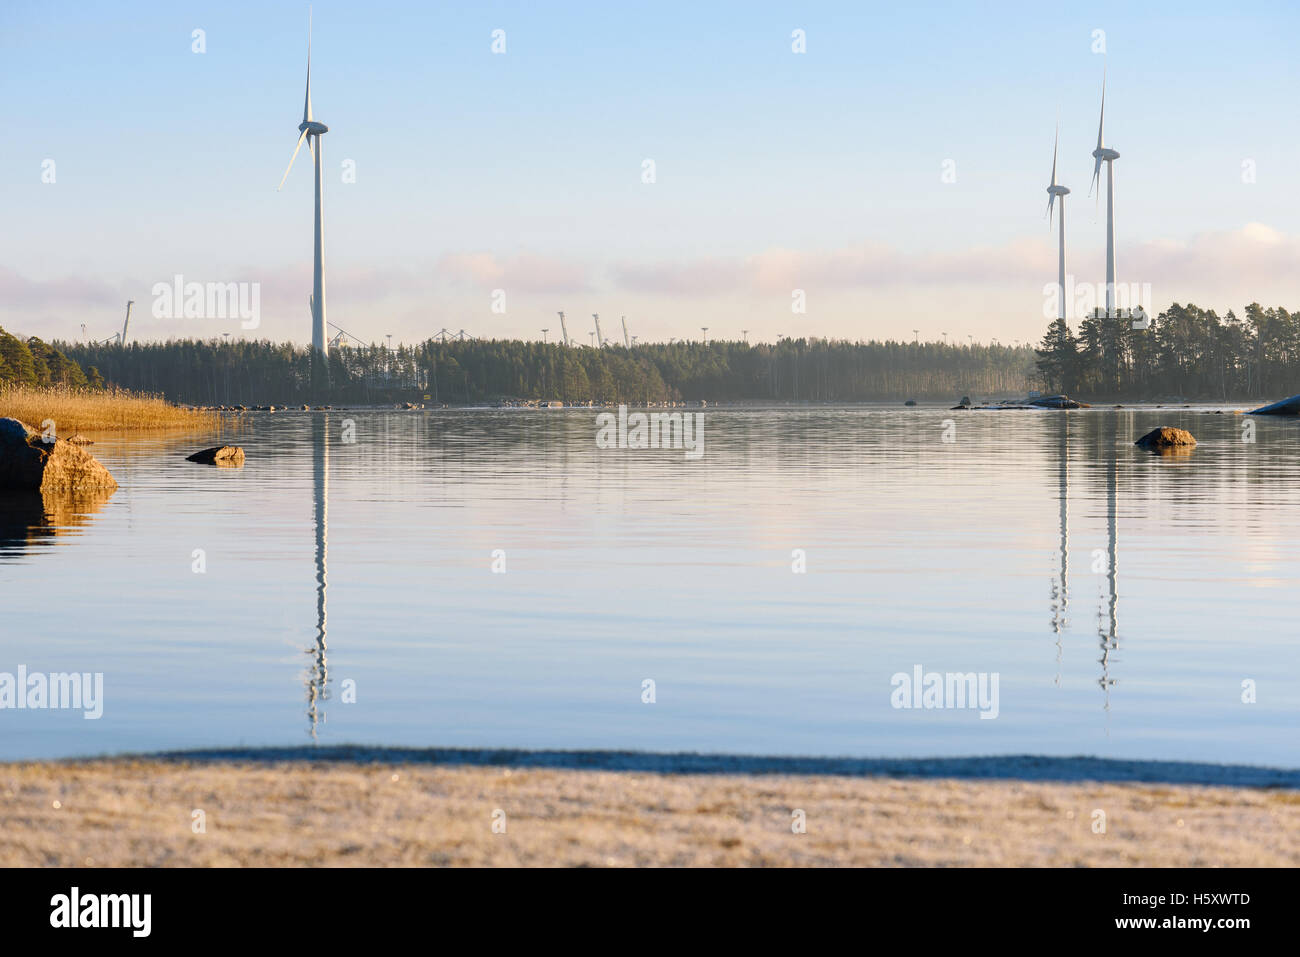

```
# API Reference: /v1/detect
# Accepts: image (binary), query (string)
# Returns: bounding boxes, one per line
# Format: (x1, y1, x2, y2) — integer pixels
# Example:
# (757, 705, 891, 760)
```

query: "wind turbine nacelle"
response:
(1047, 185, 1070, 196)
(300, 120, 329, 134)
(1092, 147, 1119, 161)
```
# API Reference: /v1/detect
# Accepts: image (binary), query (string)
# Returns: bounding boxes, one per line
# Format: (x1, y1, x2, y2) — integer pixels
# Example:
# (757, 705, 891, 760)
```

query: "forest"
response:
(1034, 302, 1298, 400)
(45, 336, 1036, 405)
(2, 301, 1295, 405)
(0, 326, 105, 390)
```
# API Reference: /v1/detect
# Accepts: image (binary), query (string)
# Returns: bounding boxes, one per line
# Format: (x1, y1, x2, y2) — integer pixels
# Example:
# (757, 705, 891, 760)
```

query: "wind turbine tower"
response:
(1046, 128, 1070, 322)
(1090, 73, 1120, 318)
(621, 315, 630, 348)
(557, 311, 570, 346)
(592, 313, 604, 347)
(279, 10, 330, 357)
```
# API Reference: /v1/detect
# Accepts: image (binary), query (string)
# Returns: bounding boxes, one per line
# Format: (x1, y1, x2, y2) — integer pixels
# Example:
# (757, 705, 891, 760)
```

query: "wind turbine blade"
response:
(1096, 71, 1106, 151)
(307, 134, 314, 159)
(1051, 127, 1059, 187)
(1090, 156, 1102, 198)
(278, 129, 309, 190)
(302, 8, 313, 125)
(1047, 192, 1055, 228)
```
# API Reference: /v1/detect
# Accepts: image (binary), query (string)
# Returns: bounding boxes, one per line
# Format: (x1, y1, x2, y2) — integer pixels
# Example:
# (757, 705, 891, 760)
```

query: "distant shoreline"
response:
(184, 398, 1276, 413)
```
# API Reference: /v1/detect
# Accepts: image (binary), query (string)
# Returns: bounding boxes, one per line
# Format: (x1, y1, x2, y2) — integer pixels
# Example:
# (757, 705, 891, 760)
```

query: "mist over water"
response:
(2, 407, 1297, 766)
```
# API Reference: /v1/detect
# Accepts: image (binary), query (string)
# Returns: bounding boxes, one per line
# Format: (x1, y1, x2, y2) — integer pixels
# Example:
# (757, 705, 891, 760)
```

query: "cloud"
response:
(1126, 223, 1300, 287)
(608, 224, 1299, 298)
(3, 225, 1294, 343)
(436, 252, 588, 293)
(610, 258, 747, 296)
(614, 240, 1054, 297)
(0, 267, 122, 309)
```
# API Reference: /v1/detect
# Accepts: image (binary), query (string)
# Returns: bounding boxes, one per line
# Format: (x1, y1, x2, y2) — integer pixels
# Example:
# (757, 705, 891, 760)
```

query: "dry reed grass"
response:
(2, 759, 1295, 867)
(0, 385, 217, 434)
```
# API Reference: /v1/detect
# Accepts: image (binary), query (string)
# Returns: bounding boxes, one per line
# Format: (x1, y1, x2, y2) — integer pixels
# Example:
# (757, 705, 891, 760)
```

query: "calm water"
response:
(2, 406, 1298, 766)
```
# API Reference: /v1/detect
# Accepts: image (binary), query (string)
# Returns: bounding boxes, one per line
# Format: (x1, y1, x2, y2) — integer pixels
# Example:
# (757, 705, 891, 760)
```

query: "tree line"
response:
(0, 326, 105, 390)
(10, 303, 1294, 405)
(47, 336, 1038, 405)
(1035, 302, 1298, 399)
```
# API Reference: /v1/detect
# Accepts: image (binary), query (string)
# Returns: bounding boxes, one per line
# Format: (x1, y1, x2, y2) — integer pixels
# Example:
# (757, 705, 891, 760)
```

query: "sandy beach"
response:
(2, 750, 1296, 867)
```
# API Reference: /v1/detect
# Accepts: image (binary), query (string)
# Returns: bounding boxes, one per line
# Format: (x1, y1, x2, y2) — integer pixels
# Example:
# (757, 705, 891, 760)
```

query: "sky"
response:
(1, 0, 1297, 348)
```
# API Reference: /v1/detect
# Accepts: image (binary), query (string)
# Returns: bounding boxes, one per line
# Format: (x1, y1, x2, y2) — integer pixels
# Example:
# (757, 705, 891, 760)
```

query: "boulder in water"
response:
(1029, 394, 1090, 409)
(1248, 394, 1300, 416)
(1135, 427, 1197, 451)
(0, 418, 119, 493)
(186, 446, 246, 467)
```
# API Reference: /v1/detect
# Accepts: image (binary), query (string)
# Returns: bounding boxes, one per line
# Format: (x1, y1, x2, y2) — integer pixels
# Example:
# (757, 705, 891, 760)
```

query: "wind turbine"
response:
(1089, 72, 1120, 318)
(279, 9, 330, 357)
(1046, 127, 1070, 322)
(621, 315, 630, 348)
(557, 311, 570, 346)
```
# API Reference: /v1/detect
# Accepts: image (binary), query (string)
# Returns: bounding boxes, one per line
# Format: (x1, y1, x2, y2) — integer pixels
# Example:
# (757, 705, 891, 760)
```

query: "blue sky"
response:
(2, 0, 1297, 346)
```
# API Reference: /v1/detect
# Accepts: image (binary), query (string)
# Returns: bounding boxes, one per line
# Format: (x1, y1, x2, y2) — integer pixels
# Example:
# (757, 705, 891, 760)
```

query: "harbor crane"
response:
(432, 328, 476, 343)
(94, 300, 134, 345)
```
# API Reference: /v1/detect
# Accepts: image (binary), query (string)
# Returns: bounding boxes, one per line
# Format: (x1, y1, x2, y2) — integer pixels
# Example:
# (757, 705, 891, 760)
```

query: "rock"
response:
(0, 418, 119, 493)
(904, 399, 917, 407)
(1248, 394, 1300, 416)
(65, 433, 94, 445)
(1029, 394, 1090, 409)
(185, 446, 246, 467)
(1135, 427, 1197, 451)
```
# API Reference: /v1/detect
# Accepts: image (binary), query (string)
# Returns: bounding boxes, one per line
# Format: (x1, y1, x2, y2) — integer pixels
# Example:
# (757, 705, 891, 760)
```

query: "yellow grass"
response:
(2, 759, 1296, 866)
(0, 385, 217, 434)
